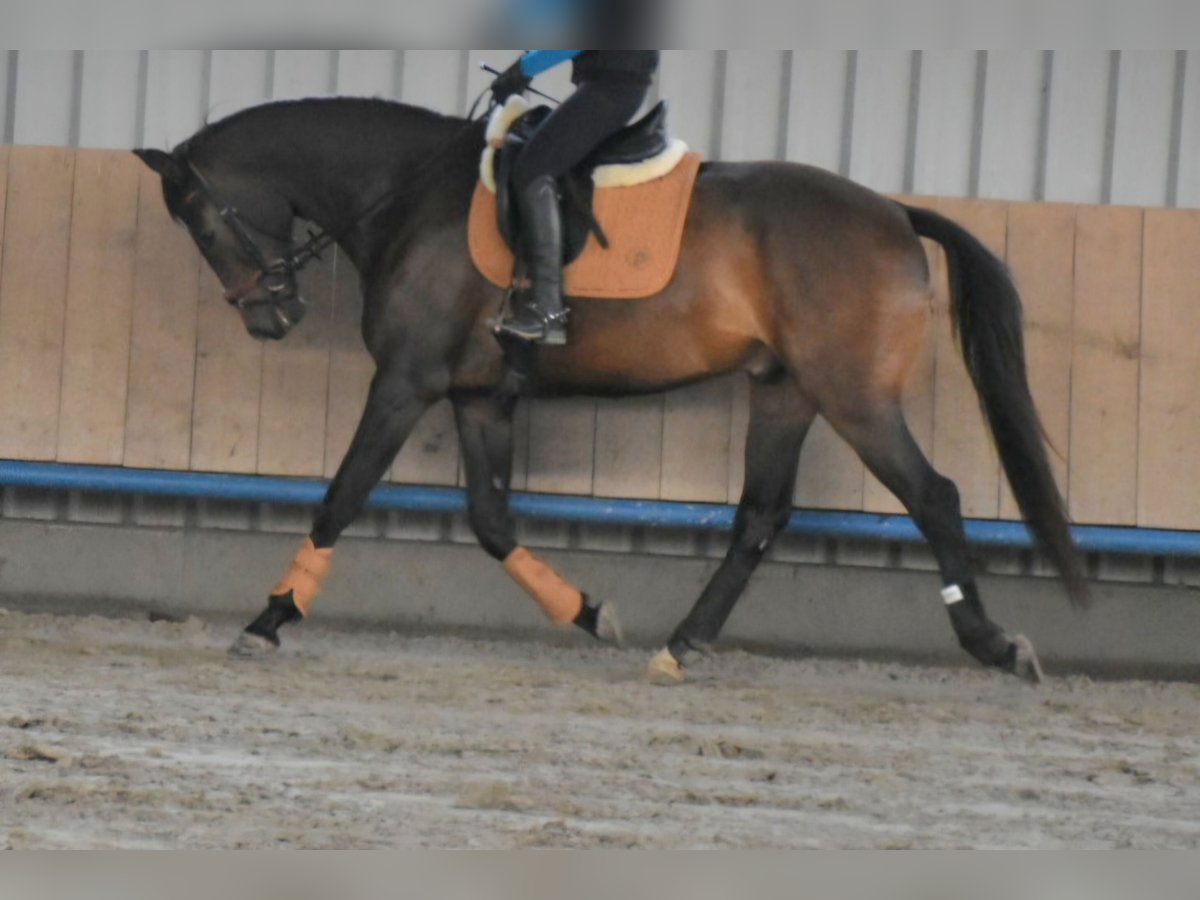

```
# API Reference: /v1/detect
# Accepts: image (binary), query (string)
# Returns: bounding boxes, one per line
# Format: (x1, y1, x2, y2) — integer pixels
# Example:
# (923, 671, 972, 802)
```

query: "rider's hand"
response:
(492, 62, 532, 104)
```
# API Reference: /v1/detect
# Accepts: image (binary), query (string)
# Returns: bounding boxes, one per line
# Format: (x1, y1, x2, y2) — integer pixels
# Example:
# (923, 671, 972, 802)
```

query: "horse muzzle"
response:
(239, 288, 308, 341)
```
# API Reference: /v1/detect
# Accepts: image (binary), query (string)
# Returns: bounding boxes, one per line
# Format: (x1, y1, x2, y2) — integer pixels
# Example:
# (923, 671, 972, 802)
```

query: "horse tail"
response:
(901, 203, 1089, 609)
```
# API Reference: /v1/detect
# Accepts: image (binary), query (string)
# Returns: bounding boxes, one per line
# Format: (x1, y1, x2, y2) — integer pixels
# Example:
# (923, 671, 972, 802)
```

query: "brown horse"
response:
(134, 96, 1086, 684)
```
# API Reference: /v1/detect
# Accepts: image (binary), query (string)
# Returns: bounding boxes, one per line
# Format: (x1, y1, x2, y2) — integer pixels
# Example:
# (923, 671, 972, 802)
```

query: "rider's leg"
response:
(497, 80, 647, 345)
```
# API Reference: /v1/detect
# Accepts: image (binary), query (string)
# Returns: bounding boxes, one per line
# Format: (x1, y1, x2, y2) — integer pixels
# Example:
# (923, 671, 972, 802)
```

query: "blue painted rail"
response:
(1, 460, 1198, 557)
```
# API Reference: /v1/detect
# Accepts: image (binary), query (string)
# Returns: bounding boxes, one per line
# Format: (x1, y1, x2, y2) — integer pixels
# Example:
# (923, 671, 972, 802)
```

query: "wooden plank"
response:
(323, 250, 375, 479)
(124, 164, 202, 470)
(509, 400, 532, 493)
(660, 378, 734, 503)
(1138, 208, 1200, 530)
(390, 401, 461, 487)
(794, 420, 866, 512)
(189, 271, 263, 474)
(526, 398, 595, 496)
(726, 376, 751, 503)
(929, 197, 1005, 519)
(593, 395, 664, 500)
(256, 237, 334, 478)
(0, 146, 76, 461)
(864, 194, 941, 514)
(1068, 205, 1142, 525)
(56, 150, 141, 465)
(0, 145, 8, 280)
(999, 202, 1076, 520)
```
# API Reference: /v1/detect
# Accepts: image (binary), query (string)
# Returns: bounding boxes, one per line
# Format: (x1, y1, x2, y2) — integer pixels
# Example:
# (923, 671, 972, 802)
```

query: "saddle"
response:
(492, 101, 673, 264)
(469, 97, 703, 300)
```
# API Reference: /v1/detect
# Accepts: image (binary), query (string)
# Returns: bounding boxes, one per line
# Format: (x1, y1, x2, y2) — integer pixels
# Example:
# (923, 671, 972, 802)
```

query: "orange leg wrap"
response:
(271, 538, 334, 618)
(503, 547, 584, 626)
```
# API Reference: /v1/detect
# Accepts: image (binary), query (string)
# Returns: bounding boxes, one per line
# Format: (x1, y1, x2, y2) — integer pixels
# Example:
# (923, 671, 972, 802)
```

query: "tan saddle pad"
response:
(467, 152, 703, 300)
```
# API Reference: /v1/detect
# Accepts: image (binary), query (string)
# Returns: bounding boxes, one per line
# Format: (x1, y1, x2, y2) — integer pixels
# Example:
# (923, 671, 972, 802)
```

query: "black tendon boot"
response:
(496, 175, 568, 346)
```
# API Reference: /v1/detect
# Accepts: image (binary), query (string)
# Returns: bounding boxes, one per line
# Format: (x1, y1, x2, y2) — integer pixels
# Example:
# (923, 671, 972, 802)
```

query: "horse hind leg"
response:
(831, 402, 1043, 683)
(649, 376, 815, 683)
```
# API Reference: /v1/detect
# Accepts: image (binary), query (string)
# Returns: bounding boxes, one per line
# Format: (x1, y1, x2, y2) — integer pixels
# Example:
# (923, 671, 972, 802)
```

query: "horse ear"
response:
(133, 148, 185, 185)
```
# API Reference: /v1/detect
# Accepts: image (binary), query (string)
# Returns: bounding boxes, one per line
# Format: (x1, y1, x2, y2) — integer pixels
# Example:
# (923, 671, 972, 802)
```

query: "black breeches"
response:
(512, 80, 649, 190)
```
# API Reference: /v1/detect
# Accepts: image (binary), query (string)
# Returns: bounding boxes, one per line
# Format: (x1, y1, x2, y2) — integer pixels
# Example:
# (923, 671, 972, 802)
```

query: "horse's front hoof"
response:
(593, 599, 624, 647)
(574, 597, 625, 647)
(228, 630, 279, 659)
(1005, 634, 1044, 685)
(647, 647, 685, 685)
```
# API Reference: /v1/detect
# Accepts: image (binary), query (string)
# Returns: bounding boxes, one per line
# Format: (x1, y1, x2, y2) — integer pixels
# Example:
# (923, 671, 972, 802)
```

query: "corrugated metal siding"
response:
(2, 49, 1197, 207)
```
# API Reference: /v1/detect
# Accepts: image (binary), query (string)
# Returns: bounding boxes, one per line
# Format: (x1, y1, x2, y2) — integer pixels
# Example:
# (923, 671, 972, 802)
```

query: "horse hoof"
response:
(593, 600, 624, 647)
(647, 648, 685, 685)
(228, 631, 278, 659)
(1008, 634, 1044, 685)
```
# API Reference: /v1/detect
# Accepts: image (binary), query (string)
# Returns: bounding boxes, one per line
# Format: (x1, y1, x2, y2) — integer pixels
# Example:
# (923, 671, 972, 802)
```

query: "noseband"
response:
(183, 158, 336, 317)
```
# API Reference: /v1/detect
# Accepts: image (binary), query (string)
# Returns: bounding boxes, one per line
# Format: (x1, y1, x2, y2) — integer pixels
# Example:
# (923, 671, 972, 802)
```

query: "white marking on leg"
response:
(941, 584, 965, 606)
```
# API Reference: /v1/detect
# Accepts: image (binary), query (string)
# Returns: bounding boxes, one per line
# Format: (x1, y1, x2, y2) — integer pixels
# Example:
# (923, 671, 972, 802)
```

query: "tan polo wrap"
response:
(272, 538, 334, 617)
(502, 547, 584, 626)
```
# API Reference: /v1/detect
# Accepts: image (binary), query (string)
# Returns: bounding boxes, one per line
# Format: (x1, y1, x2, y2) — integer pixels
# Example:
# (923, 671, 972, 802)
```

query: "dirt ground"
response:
(1, 607, 1198, 849)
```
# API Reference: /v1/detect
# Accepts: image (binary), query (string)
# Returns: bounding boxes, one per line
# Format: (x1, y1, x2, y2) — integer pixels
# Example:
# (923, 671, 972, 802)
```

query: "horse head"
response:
(134, 146, 309, 341)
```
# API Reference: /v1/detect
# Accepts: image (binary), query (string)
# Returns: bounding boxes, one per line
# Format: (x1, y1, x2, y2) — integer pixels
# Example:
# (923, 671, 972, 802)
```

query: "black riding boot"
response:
(496, 175, 568, 346)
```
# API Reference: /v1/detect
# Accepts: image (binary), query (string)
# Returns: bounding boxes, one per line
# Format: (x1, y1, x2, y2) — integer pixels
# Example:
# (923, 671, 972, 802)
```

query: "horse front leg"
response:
(232, 368, 437, 654)
(452, 392, 622, 645)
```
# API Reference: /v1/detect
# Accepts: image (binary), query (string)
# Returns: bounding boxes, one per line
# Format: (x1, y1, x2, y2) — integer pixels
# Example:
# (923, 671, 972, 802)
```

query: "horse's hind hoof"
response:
(228, 631, 279, 659)
(647, 648, 686, 685)
(1006, 634, 1044, 685)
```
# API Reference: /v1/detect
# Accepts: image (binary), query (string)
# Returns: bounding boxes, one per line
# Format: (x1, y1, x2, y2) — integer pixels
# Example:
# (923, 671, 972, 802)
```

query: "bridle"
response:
(182, 157, 334, 322)
(177, 94, 496, 321)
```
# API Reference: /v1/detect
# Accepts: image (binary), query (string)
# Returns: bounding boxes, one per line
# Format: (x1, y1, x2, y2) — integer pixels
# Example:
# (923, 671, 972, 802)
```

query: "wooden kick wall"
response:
(0, 145, 1198, 530)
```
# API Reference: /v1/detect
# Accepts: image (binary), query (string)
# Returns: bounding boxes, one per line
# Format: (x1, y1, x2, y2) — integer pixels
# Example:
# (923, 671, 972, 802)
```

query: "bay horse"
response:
(134, 96, 1086, 684)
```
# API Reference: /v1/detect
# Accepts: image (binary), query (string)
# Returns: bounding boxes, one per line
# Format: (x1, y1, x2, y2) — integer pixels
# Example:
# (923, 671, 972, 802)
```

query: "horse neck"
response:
(196, 101, 481, 272)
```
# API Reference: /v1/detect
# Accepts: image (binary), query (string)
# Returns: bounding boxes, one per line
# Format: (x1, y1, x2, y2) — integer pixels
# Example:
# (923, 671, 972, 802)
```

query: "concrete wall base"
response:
(1, 519, 1197, 679)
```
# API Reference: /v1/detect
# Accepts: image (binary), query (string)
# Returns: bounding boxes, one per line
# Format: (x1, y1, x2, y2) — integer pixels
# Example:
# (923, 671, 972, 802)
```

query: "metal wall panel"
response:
(1043, 50, 1112, 204)
(2, 51, 14, 145)
(78, 51, 143, 150)
(911, 50, 976, 197)
(5, 49, 1196, 209)
(1181, 52, 1200, 209)
(1110, 51, 1180, 207)
(10, 50, 77, 146)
